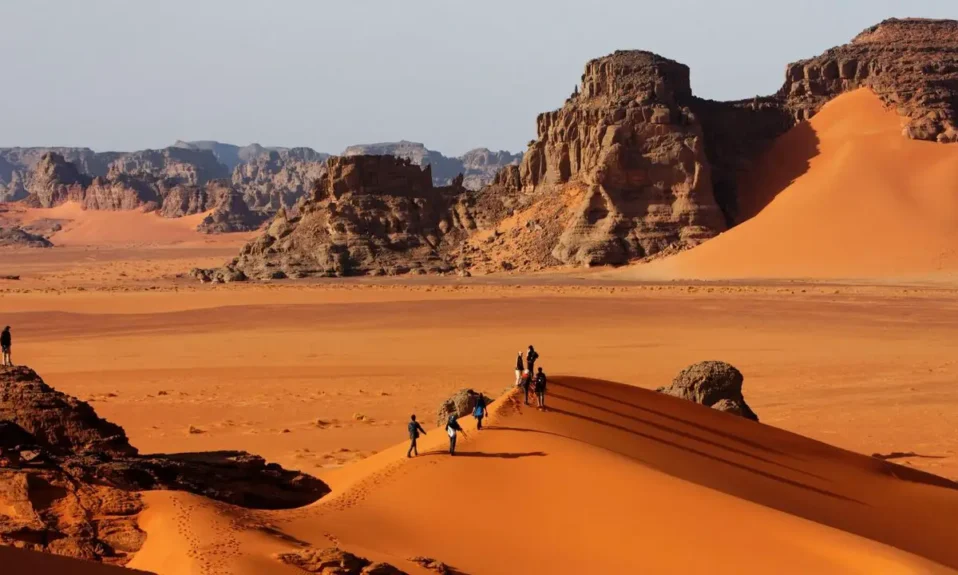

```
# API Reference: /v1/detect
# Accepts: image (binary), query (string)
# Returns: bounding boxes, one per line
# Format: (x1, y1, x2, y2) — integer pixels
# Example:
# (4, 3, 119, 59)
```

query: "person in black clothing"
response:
(514, 352, 524, 386)
(1, 326, 11, 368)
(526, 345, 539, 374)
(446, 414, 466, 455)
(521, 370, 531, 405)
(473, 394, 488, 430)
(406, 414, 427, 458)
(534, 367, 547, 409)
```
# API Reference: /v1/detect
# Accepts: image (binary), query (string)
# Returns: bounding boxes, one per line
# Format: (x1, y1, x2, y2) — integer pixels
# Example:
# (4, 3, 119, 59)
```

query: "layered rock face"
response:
(231, 149, 328, 211)
(0, 367, 330, 564)
(0, 147, 120, 202)
(24, 152, 92, 207)
(0, 227, 53, 248)
(343, 141, 520, 191)
(224, 155, 470, 278)
(106, 147, 228, 186)
(505, 51, 728, 266)
(782, 18, 958, 142)
(196, 189, 269, 233)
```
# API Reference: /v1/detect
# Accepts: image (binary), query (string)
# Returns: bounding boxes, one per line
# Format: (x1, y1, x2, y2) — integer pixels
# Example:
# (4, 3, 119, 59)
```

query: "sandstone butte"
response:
(200, 17, 958, 281)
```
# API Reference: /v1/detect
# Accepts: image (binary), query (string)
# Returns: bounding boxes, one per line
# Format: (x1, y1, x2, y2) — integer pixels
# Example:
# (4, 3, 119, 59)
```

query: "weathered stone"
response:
(658, 361, 758, 421)
(436, 389, 482, 429)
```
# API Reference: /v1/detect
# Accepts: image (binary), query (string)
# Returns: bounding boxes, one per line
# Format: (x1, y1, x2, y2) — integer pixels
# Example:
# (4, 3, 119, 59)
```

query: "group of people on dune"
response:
(406, 345, 548, 458)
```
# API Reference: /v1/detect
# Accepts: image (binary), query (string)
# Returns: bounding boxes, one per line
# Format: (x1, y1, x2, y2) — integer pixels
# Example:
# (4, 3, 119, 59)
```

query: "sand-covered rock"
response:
(276, 547, 407, 574)
(658, 361, 758, 421)
(0, 227, 53, 248)
(436, 388, 482, 429)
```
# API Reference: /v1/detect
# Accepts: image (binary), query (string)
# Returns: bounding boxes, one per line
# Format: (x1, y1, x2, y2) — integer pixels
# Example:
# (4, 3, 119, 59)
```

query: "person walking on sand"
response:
(473, 394, 488, 430)
(534, 367, 548, 409)
(446, 414, 466, 455)
(406, 414, 427, 458)
(514, 352, 524, 386)
(527, 345, 539, 374)
(1, 326, 11, 368)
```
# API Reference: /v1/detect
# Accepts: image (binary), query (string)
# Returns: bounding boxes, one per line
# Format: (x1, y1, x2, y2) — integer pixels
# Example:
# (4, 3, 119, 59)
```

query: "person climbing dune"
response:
(406, 414, 426, 458)
(446, 414, 466, 455)
(473, 394, 488, 430)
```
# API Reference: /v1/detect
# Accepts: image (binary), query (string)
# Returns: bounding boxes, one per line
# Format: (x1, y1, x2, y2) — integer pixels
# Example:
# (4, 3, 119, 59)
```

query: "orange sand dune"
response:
(17, 202, 251, 247)
(630, 89, 958, 281)
(129, 378, 958, 575)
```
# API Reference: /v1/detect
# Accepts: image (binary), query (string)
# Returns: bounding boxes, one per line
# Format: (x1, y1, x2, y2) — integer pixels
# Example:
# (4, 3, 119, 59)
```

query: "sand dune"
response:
(126, 377, 958, 574)
(627, 89, 958, 281)
(0, 545, 154, 574)
(17, 202, 252, 247)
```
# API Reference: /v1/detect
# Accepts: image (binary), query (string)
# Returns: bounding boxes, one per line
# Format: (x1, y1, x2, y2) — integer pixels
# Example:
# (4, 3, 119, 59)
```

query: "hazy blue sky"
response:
(2, 0, 956, 155)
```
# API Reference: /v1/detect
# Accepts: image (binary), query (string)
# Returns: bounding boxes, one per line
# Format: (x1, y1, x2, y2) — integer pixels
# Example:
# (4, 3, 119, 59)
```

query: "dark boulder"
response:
(658, 361, 758, 421)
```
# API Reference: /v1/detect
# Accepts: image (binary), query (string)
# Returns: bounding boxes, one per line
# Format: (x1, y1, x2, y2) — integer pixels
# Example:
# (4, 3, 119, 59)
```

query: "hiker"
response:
(534, 367, 548, 409)
(521, 370, 532, 405)
(473, 394, 488, 430)
(446, 414, 466, 455)
(526, 345, 539, 374)
(1, 326, 10, 368)
(406, 414, 427, 458)
(514, 352, 524, 386)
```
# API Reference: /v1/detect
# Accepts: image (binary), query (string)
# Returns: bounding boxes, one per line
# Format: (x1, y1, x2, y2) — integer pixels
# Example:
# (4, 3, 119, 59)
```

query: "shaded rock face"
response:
(0, 366, 331, 565)
(0, 147, 120, 203)
(436, 389, 482, 429)
(158, 180, 231, 218)
(24, 152, 92, 208)
(197, 189, 269, 234)
(782, 18, 958, 142)
(343, 141, 520, 191)
(106, 147, 228, 186)
(277, 547, 407, 574)
(0, 227, 53, 248)
(225, 155, 471, 279)
(658, 361, 758, 421)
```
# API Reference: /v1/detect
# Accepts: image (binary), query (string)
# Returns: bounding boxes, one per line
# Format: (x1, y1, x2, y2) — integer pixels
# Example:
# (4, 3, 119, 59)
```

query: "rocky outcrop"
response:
(782, 18, 958, 142)
(657, 361, 758, 421)
(220, 155, 471, 279)
(277, 547, 407, 574)
(196, 189, 269, 233)
(0, 227, 53, 248)
(231, 149, 328, 211)
(343, 141, 519, 191)
(24, 153, 91, 208)
(436, 389, 483, 429)
(158, 180, 230, 218)
(0, 366, 330, 564)
(106, 147, 228, 186)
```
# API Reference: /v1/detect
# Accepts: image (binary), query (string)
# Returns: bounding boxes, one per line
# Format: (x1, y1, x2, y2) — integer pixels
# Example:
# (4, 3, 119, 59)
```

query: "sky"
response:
(1, 0, 956, 156)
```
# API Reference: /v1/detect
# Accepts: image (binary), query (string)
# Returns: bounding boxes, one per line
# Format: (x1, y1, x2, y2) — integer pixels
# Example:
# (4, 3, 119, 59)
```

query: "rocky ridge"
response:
(0, 366, 330, 564)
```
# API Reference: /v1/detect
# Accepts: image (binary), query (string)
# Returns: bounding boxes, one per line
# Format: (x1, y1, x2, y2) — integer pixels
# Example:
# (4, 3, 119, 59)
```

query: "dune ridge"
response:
(124, 377, 958, 575)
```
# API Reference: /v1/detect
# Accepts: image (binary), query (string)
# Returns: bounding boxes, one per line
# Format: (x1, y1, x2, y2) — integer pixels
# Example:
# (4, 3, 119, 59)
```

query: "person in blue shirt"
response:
(406, 414, 427, 458)
(473, 394, 488, 430)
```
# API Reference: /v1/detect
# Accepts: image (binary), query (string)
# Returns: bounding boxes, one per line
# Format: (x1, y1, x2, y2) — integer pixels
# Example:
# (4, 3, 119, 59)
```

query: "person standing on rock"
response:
(526, 345, 539, 375)
(1, 326, 11, 368)
(534, 367, 548, 409)
(406, 414, 427, 458)
(446, 414, 466, 455)
(515, 352, 524, 386)
(473, 394, 488, 430)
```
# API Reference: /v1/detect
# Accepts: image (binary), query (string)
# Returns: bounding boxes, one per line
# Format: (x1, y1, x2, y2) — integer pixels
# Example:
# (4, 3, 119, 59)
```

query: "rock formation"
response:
(657, 361, 758, 421)
(219, 155, 471, 279)
(106, 147, 228, 186)
(0, 227, 53, 248)
(196, 189, 269, 234)
(277, 547, 407, 574)
(343, 141, 520, 191)
(782, 18, 958, 142)
(435, 389, 483, 429)
(231, 149, 328, 211)
(23, 153, 92, 208)
(0, 367, 330, 564)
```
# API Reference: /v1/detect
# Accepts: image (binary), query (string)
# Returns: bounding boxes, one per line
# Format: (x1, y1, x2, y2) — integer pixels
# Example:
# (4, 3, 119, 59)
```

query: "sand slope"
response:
(129, 377, 958, 575)
(628, 89, 958, 280)
(0, 545, 154, 574)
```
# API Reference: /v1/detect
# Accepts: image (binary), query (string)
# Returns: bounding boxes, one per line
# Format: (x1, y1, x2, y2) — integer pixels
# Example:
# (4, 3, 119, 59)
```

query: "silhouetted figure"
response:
(473, 394, 488, 430)
(406, 414, 427, 458)
(446, 414, 466, 455)
(1, 326, 11, 368)
(515, 352, 524, 386)
(534, 367, 548, 409)
(527, 345, 539, 374)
